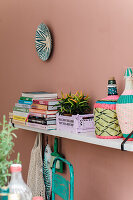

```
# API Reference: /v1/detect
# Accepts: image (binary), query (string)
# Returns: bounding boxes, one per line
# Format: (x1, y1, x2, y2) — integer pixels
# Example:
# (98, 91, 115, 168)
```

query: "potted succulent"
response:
(0, 115, 20, 190)
(56, 91, 95, 133)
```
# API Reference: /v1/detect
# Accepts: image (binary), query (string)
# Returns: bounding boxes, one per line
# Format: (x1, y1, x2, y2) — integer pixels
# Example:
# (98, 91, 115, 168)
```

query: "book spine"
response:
(13, 115, 27, 122)
(29, 108, 57, 115)
(29, 108, 46, 114)
(31, 104, 57, 111)
(13, 106, 29, 113)
(43, 114, 56, 119)
(33, 100, 58, 106)
(29, 112, 44, 117)
(45, 110, 57, 114)
(13, 111, 29, 118)
(33, 96, 57, 100)
(47, 125, 56, 130)
(18, 100, 33, 105)
(47, 106, 58, 110)
(46, 120, 56, 125)
(26, 122, 47, 130)
(31, 104, 47, 110)
(20, 97, 33, 101)
(15, 103, 31, 109)
(12, 119, 26, 126)
(28, 118, 46, 125)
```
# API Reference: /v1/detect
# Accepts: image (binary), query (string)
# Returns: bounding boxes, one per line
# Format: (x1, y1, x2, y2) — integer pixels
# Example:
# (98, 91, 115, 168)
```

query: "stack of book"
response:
(12, 95, 32, 126)
(11, 92, 58, 130)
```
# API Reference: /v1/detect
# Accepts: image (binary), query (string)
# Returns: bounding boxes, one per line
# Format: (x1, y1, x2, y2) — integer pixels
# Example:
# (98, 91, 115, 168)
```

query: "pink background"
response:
(1, 0, 133, 199)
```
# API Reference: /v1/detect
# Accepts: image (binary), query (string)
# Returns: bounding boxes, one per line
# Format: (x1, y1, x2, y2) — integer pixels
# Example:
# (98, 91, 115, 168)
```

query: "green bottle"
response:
(50, 138, 63, 173)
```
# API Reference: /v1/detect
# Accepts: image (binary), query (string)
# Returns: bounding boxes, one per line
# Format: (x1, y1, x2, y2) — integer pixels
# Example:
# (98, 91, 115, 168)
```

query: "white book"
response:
(44, 114, 56, 119)
(13, 111, 29, 118)
(26, 122, 56, 130)
(22, 91, 57, 99)
(33, 97, 57, 100)
(15, 103, 31, 109)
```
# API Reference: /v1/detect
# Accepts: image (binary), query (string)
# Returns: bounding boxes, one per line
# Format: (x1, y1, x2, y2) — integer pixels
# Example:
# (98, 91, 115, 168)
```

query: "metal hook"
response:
(121, 131, 133, 151)
(46, 136, 48, 144)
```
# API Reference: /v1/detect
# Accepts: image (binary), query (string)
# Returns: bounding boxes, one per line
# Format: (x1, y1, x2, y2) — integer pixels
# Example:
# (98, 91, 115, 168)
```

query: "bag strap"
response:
(33, 133, 42, 149)
(38, 133, 42, 149)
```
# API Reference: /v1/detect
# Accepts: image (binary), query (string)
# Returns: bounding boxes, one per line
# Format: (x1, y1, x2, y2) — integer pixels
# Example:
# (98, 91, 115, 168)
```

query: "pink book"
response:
(33, 99, 58, 106)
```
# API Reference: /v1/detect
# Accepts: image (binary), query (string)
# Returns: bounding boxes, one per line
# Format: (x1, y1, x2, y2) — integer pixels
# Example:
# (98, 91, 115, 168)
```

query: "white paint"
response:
(14, 124, 133, 152)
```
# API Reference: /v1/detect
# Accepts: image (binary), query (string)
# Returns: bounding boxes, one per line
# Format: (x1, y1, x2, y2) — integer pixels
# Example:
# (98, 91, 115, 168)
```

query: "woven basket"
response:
(116, 90, 133, 140)
(94, 98, 122, 139)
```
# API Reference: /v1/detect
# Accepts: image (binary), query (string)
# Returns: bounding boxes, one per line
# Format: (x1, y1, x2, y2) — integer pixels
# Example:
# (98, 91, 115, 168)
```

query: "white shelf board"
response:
(13, 124, 133, 152)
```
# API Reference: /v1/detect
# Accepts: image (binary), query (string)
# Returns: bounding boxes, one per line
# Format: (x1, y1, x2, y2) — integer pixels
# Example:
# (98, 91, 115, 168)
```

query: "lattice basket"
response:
(56, 113, 95, 133)
(94, 100, 122, 139)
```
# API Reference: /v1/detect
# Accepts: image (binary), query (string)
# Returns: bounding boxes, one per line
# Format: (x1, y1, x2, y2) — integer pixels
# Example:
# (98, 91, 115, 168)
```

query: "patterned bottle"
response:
(94, 77, 122, 138)
(116, 67, 133, 140)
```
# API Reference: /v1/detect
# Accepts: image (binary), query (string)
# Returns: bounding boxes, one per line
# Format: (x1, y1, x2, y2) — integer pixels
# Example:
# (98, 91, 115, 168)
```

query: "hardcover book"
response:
(18, 100, 33, 105)
(20, 96, 33, 101)
(13, 111, 29, 118)
(26, 122, 56, 130)
(29, 112, 56, 119)
(28, 116, 56, 125)
(15, 103, 31, 109)
(12, 119, 26, 126)
(13, 115, 27, 122)
(43, 114, 56, 119)
(13, 106, 29, 113)
(29, 108, 57, 115)
(33, 99, 58, 106)
(22, 91, 57, 99)
(31, 104, 57, 111)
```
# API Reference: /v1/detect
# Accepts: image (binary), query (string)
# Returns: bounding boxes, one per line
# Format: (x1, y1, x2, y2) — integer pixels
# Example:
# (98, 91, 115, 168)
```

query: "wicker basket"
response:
(116, 68, 133, 140)
(116, 91, 133, 140)
(94, 99, 122, 139)
(56, 113, 95, 133)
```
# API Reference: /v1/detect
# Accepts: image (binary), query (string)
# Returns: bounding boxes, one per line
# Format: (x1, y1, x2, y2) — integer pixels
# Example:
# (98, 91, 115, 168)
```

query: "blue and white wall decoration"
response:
(35, 23, 52, 61)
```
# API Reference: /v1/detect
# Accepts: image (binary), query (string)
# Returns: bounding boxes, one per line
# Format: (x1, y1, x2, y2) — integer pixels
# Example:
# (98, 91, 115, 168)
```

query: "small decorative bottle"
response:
(8, 164, 32, 200)
(94, 77, 122, 138)
(116, 67, 133, 140)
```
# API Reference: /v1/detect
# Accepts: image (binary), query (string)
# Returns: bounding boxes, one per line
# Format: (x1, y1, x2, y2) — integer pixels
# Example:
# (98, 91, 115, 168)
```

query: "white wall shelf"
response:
(13, 124, 133, 152)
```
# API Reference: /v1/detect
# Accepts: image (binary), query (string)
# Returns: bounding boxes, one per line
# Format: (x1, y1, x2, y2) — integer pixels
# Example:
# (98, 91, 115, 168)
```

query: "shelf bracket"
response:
(121, 131, 133, 151)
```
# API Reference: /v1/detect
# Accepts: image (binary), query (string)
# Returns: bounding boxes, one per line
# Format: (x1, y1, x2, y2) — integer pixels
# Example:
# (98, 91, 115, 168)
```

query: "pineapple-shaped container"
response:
(116, 67, 133, 140)
(94, 77, 122, 139)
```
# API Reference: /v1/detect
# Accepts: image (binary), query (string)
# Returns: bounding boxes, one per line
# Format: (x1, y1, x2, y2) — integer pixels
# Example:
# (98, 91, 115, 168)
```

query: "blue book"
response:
(18, 100, 33, 105)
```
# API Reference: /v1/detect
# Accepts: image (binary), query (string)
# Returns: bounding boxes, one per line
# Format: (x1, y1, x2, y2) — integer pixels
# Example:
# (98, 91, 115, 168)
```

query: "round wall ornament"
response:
(35, 23, 52, 61)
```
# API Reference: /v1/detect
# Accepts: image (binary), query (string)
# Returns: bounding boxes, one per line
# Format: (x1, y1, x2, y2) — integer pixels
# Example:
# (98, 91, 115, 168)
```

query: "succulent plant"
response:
(0, 115, 20, 187)
(56, 91, 90, 115)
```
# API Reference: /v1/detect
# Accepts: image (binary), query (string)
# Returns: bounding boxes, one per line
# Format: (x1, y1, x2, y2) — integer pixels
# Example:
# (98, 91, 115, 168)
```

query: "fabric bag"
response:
(27, 133, 45, 199)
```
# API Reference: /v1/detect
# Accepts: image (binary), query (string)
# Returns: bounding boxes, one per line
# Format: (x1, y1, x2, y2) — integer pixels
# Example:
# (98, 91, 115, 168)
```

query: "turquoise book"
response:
(18, 100, 33, 105)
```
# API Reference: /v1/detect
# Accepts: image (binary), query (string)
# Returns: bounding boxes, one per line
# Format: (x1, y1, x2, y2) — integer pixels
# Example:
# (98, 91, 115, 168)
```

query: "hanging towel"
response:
(43, 144, 52, 200)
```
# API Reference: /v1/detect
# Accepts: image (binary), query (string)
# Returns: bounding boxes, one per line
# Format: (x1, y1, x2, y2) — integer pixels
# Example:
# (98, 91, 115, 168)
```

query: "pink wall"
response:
(1, 0, 133, 199)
